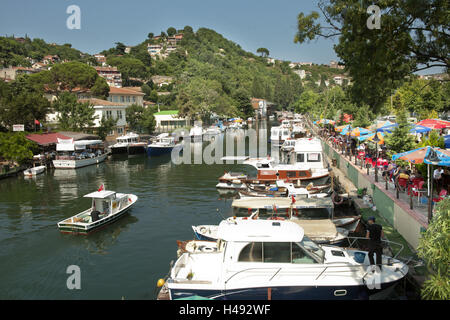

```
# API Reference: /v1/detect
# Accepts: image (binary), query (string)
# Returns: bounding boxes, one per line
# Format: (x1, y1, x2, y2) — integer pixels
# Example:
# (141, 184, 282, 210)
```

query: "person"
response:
(433, 167, 444, 192)
(366, 216, 384, 270)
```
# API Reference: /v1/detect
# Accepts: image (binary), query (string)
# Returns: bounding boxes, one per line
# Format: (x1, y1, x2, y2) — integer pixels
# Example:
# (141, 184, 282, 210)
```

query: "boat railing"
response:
(345, 236, 404, 260)
(224, 264, 373, 286)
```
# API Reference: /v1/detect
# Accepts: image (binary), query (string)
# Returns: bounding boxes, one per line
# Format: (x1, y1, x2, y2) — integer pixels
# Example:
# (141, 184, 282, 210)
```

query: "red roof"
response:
(26, 132, 71, 146)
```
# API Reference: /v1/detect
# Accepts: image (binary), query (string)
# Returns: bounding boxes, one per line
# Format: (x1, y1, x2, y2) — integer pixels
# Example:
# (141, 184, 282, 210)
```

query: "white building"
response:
(153, 110, 187, 131)
(78, 98, 128, 138)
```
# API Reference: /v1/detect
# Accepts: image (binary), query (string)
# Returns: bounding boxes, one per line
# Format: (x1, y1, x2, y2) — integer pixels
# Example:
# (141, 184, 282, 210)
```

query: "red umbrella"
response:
(416, 119, 450, 130)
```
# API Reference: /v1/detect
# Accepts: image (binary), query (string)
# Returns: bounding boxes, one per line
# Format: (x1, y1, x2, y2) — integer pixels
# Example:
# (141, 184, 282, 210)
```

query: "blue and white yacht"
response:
(159, 220, 408, 300)
(147, 133, 182, 156)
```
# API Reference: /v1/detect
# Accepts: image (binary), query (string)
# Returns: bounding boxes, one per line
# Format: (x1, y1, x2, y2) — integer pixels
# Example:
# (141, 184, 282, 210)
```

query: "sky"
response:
(0, 0, 340, 65)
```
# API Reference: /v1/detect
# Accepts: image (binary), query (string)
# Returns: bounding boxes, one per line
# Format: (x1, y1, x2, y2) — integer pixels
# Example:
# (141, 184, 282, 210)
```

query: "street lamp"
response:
(372, 133, 380, 183)
(425, 148, 440, 223)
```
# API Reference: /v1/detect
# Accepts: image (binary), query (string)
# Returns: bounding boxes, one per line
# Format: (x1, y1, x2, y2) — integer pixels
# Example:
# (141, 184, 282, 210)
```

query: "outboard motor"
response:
(91, 210, 100, 222)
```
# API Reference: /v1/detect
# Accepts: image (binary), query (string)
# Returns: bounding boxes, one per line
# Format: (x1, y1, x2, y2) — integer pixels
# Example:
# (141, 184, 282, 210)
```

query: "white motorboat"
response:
(161, 220, 409, 300)
(270, 126, 291, 146)
(23, 165, 46, 177)
(57, 189, 138, 234)
(193, 197, 351, 245)
(147, 133, 182, 156)
(53, 139, 107, 169)
(110, 132, 147, 155)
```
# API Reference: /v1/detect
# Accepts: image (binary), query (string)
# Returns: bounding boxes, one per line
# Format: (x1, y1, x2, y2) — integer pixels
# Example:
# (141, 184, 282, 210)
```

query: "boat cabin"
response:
(116, 133, 140, 144)
(217, 220, 325, 264)
(231, 197, 334, 220)
(55, 139, 104, 160)
(84, 190, 130, 218)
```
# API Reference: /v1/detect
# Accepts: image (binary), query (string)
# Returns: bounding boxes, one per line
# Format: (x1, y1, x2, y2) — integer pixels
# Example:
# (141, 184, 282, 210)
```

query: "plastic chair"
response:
(433, 189, 448, 203)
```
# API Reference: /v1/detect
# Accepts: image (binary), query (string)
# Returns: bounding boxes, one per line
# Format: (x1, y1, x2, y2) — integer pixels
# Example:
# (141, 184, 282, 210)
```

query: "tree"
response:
(256, 47, 269, 57)
(384, 93, 417, 156)
(147, 33, 154, 40)
(167, 27, 177, 37)
(125, 104, 145, 132)
(417, 198, 450, 300)
(0, 132, 37, 165)
(233, 88, 254, 119)
(0, 77, 50, 130)
(115, 42, 126, 55)
(293, 90, 320, 114)
(293, 0, 449, 114)
(96, 116, 117, 141)
(140, 108, 156, 134)
(52, 92, 97, 131)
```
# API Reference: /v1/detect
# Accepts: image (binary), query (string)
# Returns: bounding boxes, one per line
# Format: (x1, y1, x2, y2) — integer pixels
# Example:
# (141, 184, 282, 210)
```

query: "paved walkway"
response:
(308, 122, 431, 228)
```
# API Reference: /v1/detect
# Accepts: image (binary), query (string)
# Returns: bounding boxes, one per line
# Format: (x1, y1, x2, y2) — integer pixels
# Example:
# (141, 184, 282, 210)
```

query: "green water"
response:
(0, 125, 271, 299)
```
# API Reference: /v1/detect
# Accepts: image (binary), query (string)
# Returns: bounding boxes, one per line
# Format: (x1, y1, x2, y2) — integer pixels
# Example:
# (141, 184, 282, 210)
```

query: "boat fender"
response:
(128, 198, 132, 203)
(332, 192, 344, 205)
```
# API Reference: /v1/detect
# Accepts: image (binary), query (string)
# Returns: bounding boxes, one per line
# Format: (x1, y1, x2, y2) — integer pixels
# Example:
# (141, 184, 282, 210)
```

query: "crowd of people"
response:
(318, 125, 449, 200)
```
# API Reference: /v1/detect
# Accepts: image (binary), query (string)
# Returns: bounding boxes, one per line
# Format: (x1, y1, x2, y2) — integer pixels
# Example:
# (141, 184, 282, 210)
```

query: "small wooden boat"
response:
(57, 189, 138, 234)
(24, 165, 46, 177)
(239, 181, 331, 198)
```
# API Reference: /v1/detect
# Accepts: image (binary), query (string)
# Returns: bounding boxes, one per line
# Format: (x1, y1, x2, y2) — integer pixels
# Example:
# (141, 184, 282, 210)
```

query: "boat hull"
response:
(128, 145, 147, 155)
(148, 146, 175, 156)
(53, 154, 108, 169)
(111, 146, 128, 154)
(168, 280, 402, 300)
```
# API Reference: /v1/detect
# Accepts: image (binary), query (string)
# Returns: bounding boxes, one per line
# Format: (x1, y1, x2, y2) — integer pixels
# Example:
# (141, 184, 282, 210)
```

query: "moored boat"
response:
(53, 138, 107, 169)
(160, 220, 409, 300)
(110, 132, 147, 155)
(23, 165, 46, 177)
(147, 133, 182, 156)
(57, 188, 138, 234)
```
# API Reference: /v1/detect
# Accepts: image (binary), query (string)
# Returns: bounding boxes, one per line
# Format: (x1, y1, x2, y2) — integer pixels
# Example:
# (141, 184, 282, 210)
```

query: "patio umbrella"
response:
(416, 119, 450, 130)
(368, 120, 394, 131)
(358, 132, 384, 144)
(335, 124, 350, 132)
(410, 125, 432, 134)
(377, 123, 399, 133)
(349, 127, 372, 137)
(391, 146, 450, 165)
(340, 125, 352, 135)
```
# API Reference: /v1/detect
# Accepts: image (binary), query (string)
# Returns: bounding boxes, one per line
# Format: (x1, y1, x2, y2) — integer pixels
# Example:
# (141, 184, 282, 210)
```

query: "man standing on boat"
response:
(366, 216, 384, 271)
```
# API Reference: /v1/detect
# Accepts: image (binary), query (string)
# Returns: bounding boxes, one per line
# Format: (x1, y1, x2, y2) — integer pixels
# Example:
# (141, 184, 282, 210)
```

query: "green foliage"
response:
(0, 132, 37, 165)
(167, 27, 177, 37)
(125, 104, 155, 133)
(419, 130, 445, 149)
(52, 92, 97, 131)
(256, 48, 269, 57)
(417, 198, 450, 300)
(294, 0, 449, 114)
(384, 94, 417, 155)
(352, 105, 373, 128)
(0, 77, 50, 131)
(293, 89, 320, 114)
(233, 88, 254, 119)
(0, 36, 90, 67)
(96, 116, 117, 141)
(107, 56, 148, 85)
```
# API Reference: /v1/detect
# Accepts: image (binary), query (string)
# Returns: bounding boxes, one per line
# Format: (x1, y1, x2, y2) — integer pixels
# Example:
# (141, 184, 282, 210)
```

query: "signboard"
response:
(13, 125, 25, 132)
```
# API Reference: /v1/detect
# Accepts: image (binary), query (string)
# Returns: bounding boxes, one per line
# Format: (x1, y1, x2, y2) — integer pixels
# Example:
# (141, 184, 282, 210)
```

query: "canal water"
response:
(0, 124, 272, 299)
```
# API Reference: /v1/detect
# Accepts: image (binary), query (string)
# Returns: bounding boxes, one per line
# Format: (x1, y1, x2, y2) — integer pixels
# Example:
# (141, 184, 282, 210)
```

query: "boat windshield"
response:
(298, 236, 325, 263)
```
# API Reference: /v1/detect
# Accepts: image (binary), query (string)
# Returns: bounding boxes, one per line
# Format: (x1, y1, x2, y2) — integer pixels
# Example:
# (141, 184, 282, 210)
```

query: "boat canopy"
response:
(83, 190, 116, 199)
(232, 197, 334, 209)
(56, 138, 103, 151)
(293, 138, 323, 153)
(217, 220, 304, 242)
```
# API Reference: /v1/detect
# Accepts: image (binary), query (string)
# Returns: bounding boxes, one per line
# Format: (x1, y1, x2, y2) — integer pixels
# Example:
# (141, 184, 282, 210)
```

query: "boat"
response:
(189, 125, 203, 142)
(57, 189, 138, 234)
(147, 133, 182, 156)
(217, 137, 331, 188)
(193, 197, 356, 246)
(110, 132, 147, 155)
(53, 138, 108, 169)
(23, 165, 46, 177)
(176, 240, 218, 257)
(270, 126, 291, 146)
(238, 180, 331, 198)
(160, 219, 409, 300)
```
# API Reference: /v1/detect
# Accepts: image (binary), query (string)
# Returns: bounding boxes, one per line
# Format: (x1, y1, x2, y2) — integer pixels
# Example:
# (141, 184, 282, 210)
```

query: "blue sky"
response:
(0, 0, 340, 64)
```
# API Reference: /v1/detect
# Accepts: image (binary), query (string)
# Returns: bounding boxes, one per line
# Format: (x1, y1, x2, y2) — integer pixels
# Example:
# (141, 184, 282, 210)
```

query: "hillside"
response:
(0, 36, 95, 67)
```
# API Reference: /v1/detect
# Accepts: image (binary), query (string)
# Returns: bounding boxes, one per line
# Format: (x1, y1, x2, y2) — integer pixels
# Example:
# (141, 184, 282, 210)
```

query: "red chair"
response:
(397, 177, 409, 192)
(433, 189, 448, 203)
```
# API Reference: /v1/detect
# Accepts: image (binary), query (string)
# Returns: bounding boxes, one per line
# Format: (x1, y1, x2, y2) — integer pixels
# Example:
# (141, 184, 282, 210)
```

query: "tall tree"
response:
(294, 0, 449, 113)
(52, 92, 97, 131)
(167, 27, 177, 37)
(256, 47, 270, 57)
